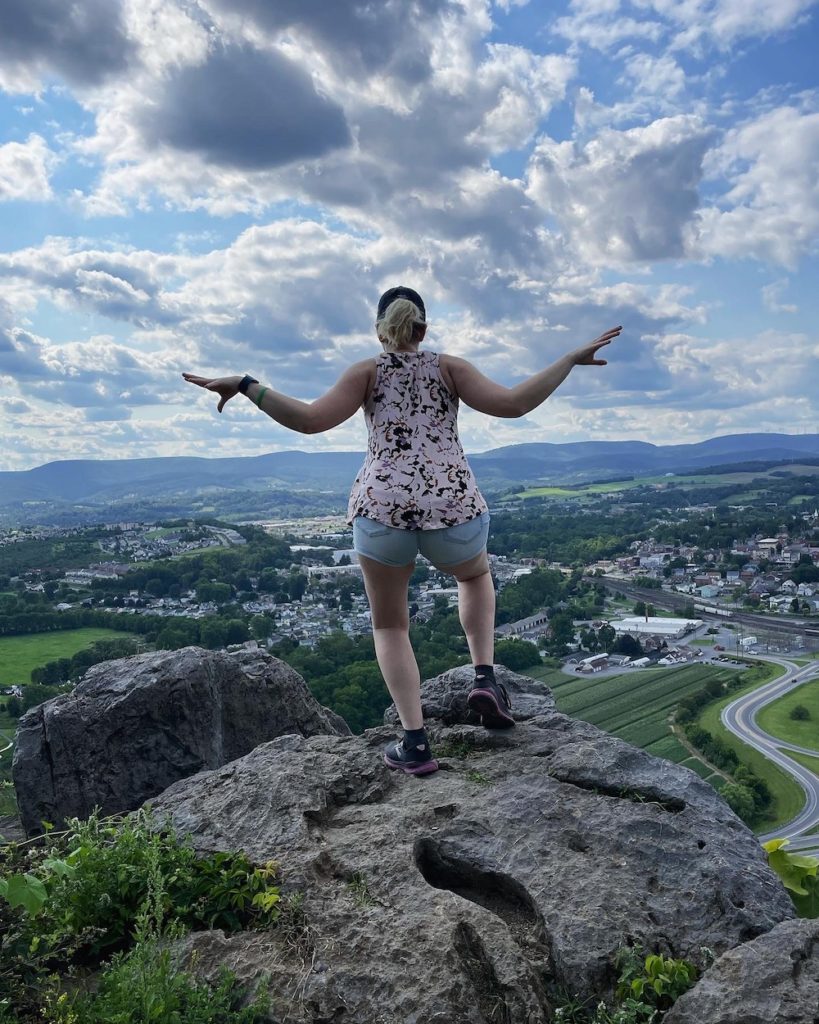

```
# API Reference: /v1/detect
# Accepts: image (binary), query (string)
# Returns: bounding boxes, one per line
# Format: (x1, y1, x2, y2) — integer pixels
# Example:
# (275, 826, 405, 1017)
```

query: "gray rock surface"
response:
(12, 645, 349, 837)
(664, 917, 819, 1024)
(147, 665, 796, 1023)
(0, 814, 24, 844)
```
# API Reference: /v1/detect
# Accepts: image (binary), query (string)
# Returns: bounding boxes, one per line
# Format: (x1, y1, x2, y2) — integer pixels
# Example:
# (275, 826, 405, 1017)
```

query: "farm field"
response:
(525, 665, 575, 690)
(525, 659, 812, 828)
(509, 464, 819, 502)
(0, 628, 133, 686)
(0, 626, 139, 817)
(524, 663, 731, 780)
(756, 678, 819, 749)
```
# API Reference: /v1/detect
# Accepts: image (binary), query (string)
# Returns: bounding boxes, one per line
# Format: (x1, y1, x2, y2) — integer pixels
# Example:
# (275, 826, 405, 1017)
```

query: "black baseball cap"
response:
(376, 286, 426, 322)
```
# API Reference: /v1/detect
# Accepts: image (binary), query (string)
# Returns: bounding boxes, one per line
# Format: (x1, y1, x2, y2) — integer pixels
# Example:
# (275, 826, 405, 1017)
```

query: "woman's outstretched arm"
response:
(182, 359, 373, 434)
(446, 326, 622, 418)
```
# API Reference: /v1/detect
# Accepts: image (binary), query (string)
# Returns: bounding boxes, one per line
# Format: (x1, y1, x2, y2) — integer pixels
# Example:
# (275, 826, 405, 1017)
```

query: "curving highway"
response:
(720, 655, 819, 855)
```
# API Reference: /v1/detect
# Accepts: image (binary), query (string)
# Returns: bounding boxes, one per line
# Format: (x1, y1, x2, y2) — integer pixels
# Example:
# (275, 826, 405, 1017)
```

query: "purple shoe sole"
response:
(383, 753, 439, 775)
(467, 687, 516, 728)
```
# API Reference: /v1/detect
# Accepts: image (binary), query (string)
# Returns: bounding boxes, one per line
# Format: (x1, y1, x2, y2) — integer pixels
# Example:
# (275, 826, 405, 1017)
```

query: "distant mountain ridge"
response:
(1, 432, 818, 522)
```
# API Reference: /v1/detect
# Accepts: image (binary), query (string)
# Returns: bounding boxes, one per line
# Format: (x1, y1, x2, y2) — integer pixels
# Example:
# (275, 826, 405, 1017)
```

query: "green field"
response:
(525, 665, 575, 689)
(551, 664, 743, 747)
(782, 749, 819, 778)
(524, 659, 810, 832)
(722, 489, 768, 504)
(508, 464, 819, 502)
(756, 678, 819, 749)
(0, 627, 139, 816)
(0, 628, 133, 686)
(525, 663, 734, 775)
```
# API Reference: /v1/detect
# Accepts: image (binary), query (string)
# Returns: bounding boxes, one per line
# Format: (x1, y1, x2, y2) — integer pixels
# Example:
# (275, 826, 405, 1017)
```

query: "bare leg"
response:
(430, 549, 495, 667)
(357, 555, 422, 730)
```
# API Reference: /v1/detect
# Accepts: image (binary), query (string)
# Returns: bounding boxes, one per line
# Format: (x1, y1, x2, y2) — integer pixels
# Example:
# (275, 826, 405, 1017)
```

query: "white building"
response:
(609, 616, 702, 639)
(578, 652, 609, 672)
(495, 609, 550, 638)
(305, 564, 363, 579)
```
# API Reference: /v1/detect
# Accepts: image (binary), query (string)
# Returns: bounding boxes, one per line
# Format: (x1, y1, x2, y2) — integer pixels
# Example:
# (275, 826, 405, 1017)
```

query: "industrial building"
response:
(609, 616, 702, 639)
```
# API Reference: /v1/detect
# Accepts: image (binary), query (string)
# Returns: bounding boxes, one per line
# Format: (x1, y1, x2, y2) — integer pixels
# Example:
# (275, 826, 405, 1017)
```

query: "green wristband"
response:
(255, 386, 268, 408)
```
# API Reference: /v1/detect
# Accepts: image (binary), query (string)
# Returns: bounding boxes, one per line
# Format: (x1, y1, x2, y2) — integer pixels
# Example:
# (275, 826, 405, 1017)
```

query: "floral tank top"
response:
(347, 350, 488, 530)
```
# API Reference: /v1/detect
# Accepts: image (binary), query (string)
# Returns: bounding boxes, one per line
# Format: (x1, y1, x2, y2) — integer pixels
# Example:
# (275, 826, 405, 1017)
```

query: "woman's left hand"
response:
(182, 373, 243, 413)
(571, 326, 622, 366)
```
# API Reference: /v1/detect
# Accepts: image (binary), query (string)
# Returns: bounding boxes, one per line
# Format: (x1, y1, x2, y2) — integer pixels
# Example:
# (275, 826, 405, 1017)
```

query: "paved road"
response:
(719, 655, 819, 854)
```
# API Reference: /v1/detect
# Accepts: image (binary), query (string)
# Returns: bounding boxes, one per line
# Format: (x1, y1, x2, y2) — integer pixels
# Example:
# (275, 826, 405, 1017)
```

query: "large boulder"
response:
(664, 917, 819, 1024)
(147, 665, 796, 1023)
(12, 645, 349, 837)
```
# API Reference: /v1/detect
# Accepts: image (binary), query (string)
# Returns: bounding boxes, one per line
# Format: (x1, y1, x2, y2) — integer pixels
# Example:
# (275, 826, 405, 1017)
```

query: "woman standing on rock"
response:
(184, 287, 620, 776)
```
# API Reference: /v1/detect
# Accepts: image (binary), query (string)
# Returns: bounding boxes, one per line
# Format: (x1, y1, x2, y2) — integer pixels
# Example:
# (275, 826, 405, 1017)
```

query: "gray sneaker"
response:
(467, 672, 515, 728)
(383, 736, 439, 775)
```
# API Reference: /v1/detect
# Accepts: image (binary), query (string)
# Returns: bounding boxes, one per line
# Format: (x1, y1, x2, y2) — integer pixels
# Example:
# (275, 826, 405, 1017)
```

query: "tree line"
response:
(674, 668, 774, 825)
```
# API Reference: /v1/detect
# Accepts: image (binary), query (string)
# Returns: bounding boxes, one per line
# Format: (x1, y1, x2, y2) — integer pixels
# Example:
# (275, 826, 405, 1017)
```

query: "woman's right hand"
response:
(571, 326, 622, 366)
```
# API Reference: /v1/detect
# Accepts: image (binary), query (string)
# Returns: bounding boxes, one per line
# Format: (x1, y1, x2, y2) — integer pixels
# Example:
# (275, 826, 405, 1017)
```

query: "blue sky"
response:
(0, 0, 818, 470)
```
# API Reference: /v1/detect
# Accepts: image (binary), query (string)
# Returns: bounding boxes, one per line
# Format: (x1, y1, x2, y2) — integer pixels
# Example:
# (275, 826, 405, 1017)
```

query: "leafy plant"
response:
(38, 835, 271, 1024)
(551, 943, 701, 1024)
(0, 809, 283, 1022)
(763, 838, 819, 918)
(614, 948, 697, 1009)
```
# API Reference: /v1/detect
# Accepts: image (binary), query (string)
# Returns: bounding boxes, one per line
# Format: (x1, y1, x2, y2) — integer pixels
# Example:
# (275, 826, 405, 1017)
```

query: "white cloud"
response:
(695, 105, 819, 267)
(620, 52, 686, 101)
(762, 279, 798, 314)
(0, 134, 56, 201)
(527, 114, 714, 264)
(554, 0, 818, 54)
(467, 45, 576, 152)
(659, 0, 819, 51)
(60, 0, 574, 245)
(0, 0, 817, 468)
(552, 6, 664, 51)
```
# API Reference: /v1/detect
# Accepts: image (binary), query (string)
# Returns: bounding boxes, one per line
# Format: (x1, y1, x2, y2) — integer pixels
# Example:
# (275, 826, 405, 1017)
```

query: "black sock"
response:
(474, 663, 495, 682)
(403, 726, 427, 750)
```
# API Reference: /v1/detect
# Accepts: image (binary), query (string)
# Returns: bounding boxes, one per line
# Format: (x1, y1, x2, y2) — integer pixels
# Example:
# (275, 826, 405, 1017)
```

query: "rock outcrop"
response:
(12, 645, 349, 836)
(143, 665, 801, 1023)
(664, 917, 819, 1024)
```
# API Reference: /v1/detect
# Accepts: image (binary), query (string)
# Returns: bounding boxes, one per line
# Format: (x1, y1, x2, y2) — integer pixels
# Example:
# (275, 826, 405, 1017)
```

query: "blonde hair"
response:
(376, 298, 425, 352)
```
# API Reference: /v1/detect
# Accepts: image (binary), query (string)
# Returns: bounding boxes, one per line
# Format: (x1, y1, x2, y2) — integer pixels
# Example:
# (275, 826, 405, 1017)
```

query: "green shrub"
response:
(0, 809, 281, 1022)
(551, 942, 704, 1024)
(40, 940, 269, 1024)
(37, 837, 270, 1024)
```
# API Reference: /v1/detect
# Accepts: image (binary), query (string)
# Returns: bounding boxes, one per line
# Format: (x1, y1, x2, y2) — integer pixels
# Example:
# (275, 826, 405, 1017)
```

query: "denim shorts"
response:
(352, 511, 490, 568)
